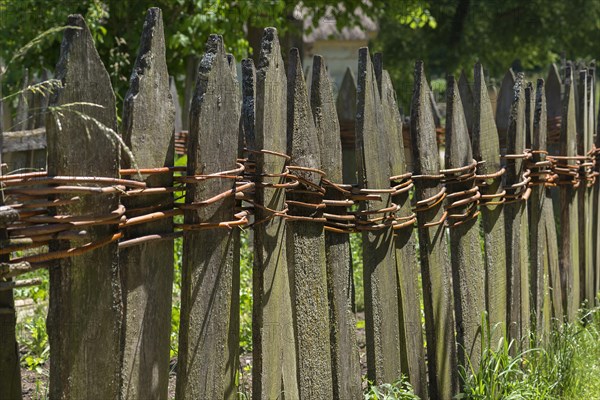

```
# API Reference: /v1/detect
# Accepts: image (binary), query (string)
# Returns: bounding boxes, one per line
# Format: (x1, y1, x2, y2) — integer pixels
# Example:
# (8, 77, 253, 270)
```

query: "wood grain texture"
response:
(120, 8, 175, 399)
(356, 47, 402, 384)
(337, 67, 358, 184)
(311, 55, 362, 400)
(529, 79, 552, 337)
(504, 73, 530, 346)
(374, 55, 427, 398)
(577, 70, 595, 305)
(251, 28, 299, 400)
(411, 61, 458, 399)
(496, 69, 516, 154)
(472, 64, 507, 342)
(559, 66, 580, 321)
(0, 108, 22, 399)
(286, 48, 333, 399)
(446, 75, 485, 373)
(458, 71, 474, 135)
(175, 34, 241, 400)
(45, 15, 121, 399)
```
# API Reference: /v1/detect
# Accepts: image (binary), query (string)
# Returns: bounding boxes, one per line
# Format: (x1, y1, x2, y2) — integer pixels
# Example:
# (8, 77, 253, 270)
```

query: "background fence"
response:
(1, 8, 599, 400)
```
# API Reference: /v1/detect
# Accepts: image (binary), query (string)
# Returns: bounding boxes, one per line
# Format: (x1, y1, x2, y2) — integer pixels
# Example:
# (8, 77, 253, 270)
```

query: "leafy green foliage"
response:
(364, 376, 420, 400)
(239, 230, 253, 352)
(17, 311, 49, 373)
(373, 0, 600, 110)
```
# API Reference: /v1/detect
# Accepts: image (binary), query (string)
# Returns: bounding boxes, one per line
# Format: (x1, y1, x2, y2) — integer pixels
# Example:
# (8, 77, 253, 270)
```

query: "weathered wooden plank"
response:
(310, 55, 362, 400)
(0, 84, 22, 398)
(285, 48, 333, 399)
(14, 70, 30, 131)
(504, 73, 530, 346)
(175, 34, 241, 400)
(545, 64, 563, 296)
(356, 47, 402, 385)
(578, 69, 595, 306)
(496, 69, 516, 154)
(374, 55, 427, 397)
(458, 71, 474, 135)
(472, 63, 507, 343)
(525, 82, 535, 151)
(411, 61, 457, 398)
(45, 15, 121, 399)
(558, 66, 580, 321)
(251, 27, 299, 400)
(530, 78, 553, 337)
(336, 67, 358, 184)
(1, 128, 46, 153)
(120, 9, 175, 400)
(446, 75, 485, 372)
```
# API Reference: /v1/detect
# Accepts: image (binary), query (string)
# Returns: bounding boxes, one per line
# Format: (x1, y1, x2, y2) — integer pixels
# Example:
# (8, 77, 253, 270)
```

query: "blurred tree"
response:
(372, 0, 600, 109)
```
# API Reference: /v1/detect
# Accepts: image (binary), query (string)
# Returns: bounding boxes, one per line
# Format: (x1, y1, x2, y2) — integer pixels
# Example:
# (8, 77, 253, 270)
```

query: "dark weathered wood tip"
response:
(446, 75, 473, 167)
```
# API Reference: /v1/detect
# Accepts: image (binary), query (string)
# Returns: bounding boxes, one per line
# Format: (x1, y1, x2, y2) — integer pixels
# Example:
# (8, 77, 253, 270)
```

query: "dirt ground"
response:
(20, 313, 367, 400)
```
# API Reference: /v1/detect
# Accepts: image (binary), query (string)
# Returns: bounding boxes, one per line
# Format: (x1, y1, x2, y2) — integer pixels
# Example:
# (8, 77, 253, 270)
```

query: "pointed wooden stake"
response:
(120, 8, 175, 399)
(411, 61, 458, 398)
(472, 63, 507, 343)
(45, 15, 121, 399)
(176, 34, 241, 400)
(446, 75, 485, 373)
(251, 28, 299, 400)
(311, 55, 362, 400)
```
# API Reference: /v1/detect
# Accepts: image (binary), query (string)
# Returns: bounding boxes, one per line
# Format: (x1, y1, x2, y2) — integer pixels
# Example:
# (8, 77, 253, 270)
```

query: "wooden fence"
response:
(1, 8, 599, 400)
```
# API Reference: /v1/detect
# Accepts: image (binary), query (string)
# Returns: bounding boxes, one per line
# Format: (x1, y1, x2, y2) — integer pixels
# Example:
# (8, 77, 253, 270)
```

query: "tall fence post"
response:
(119, 8, 175, 399)
(559, 66, 580, 321)
(471, 64, 507, 343)
(0, 137, 22, 399)
(374, 55, 428, 397)
(175, 35, 241, 399)
(310, 55, 362, 399)
(45, 15, 122, 399)
(251, 28, 299, 400)
(337, 68, 358, 184)
(285, 48, 333, 399)
(411, 61, 458, 398)
(355, 47, 403, 384)
(504, 73, 531, 345)
(576, 69, 595, 306)
(445, 75, 485, 372)
(496, 69, 516, 154)
(529, 79, 554, 337)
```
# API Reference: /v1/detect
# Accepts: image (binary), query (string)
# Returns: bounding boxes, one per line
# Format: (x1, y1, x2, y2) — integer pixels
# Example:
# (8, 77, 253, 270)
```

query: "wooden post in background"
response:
(175, 35, 241, 400)
(336, 68, 358, 184)
(411, 61, 458, 398)
(374, 55, 427, 397)
(472, 64, 507, 343)
(529, 79, 554, 337)
(286, 48, 333, 399)
(0, 107, 22, 398)
(120, 8, 175, 399)
(311, 55, 362, 400)
(252, 28, 299, 400)
(445, 75, 485, 372)
(559, 66, 580, 321)
(577, 69, 595, 306)
(355, 47, 402, 384)
(45, 15, 121, 399)
(504, 73, 531, 346)
(496, 69, 516, 154)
